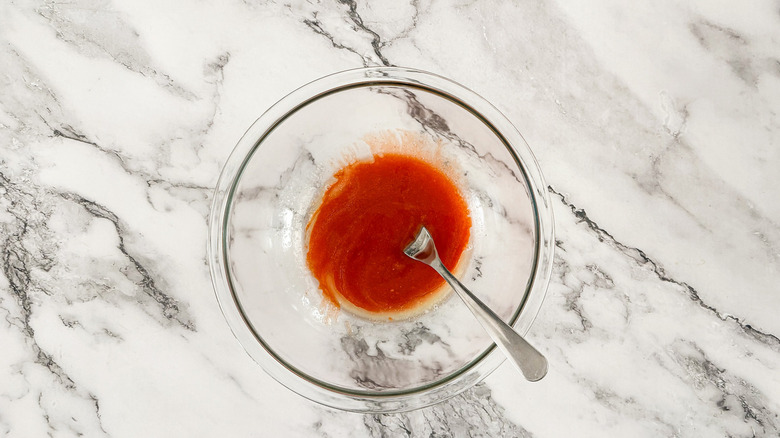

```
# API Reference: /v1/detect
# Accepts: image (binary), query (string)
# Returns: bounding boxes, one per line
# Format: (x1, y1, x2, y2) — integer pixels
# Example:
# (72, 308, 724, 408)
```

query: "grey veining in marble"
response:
(1, 0, 778, 436)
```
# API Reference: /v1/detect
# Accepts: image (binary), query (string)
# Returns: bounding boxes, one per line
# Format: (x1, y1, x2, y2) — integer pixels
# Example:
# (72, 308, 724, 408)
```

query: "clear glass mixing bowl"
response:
(208, 67, 554, 413)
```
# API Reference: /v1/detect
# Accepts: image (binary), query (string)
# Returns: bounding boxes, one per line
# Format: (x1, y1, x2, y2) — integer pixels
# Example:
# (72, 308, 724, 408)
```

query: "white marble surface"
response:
(1, 0, 778, 436)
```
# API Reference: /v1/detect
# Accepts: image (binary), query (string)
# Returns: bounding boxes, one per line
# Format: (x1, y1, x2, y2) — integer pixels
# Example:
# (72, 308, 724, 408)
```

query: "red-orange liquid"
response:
(306, 153, 471, 315)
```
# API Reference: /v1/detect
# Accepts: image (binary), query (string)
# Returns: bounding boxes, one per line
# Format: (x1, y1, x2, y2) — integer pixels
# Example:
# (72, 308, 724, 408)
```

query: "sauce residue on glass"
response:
(306, 135, 471, 321)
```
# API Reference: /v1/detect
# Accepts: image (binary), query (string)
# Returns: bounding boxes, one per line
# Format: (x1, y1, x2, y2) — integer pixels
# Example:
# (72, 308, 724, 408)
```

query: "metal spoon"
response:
(403, 226, 548, 381)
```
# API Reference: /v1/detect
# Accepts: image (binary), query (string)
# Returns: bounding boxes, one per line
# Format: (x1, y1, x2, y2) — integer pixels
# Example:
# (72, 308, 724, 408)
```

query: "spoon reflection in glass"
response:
(403, 226, 548, 382)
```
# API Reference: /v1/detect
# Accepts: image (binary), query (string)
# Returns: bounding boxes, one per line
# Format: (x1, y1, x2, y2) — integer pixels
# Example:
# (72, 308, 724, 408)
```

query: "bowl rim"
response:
(208, 66, 555, 413)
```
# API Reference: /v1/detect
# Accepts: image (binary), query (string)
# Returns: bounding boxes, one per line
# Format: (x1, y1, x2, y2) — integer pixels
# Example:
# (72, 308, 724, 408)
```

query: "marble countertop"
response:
(1, 0, 778, 436)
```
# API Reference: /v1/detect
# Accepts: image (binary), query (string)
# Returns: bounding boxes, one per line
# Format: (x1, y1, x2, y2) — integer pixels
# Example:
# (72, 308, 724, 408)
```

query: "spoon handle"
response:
(433, 260, 548, 382)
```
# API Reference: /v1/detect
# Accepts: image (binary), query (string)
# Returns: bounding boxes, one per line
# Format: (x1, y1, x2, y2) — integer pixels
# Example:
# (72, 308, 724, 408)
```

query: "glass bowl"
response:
(208, 67, 554, 413)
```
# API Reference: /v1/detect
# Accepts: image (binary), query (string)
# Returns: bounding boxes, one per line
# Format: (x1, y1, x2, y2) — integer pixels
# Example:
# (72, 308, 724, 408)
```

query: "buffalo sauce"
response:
(306, 153, 471, 319)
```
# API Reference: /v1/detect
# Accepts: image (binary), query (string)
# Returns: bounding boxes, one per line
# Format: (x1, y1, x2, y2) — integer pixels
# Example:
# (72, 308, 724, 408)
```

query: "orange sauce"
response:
(306, 153, 471, 318)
